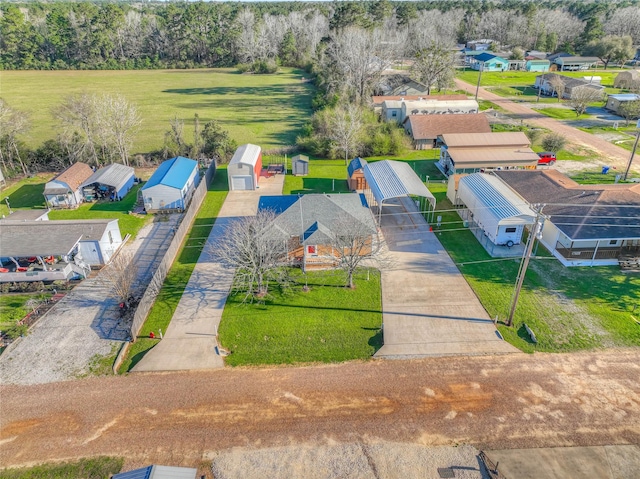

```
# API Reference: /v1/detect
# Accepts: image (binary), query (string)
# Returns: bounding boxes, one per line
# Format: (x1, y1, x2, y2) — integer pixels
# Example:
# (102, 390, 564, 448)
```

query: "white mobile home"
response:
(43, 162, 93, 208)
(457, 173, 536, 247)
(141, 157, 199, 212)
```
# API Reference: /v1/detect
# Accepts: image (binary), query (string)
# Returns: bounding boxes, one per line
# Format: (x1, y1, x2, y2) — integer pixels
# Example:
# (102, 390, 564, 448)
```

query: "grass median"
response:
(219, 268, 383, 366)
(118, 169, 228, 372)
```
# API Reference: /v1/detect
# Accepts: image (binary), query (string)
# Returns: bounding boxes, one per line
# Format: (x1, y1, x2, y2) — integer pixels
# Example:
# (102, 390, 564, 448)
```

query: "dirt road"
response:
(455, 79, 635, 170)
(1, 350, 639, 470)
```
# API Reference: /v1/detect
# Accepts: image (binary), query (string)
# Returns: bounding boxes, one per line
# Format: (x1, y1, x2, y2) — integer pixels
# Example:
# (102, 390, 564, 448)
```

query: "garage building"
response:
(81, 163, 135, 201)
(228, 144, 262, 191)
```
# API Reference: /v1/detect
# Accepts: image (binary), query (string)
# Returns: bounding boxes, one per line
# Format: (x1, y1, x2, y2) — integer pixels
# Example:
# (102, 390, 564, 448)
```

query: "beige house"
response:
(534, 73, 604, 100)
(439, 132, 539, 176)
(605, 94, 640, 115)
(614, 70, 640, 89)
(403, 113, 491, 149)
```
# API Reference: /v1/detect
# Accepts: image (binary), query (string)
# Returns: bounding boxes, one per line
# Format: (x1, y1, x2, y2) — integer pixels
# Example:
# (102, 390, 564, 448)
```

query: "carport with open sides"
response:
(366, 165, 518, 358)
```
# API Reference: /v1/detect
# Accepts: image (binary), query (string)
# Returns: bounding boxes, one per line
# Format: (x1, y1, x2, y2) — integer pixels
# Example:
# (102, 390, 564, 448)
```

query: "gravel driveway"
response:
(0, 216, 179, 385)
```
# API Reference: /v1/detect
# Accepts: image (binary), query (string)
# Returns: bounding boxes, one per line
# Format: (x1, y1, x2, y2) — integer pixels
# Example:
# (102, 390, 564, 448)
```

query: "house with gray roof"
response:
(258, 193, 377, 271)
(534, 73, 604, 100)
(81, 163, 135, 201)
(494, 170, 640, 266)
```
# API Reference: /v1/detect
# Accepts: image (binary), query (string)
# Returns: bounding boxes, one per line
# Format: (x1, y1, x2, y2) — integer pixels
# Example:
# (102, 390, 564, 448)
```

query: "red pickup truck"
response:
(537, 152, 556, 166)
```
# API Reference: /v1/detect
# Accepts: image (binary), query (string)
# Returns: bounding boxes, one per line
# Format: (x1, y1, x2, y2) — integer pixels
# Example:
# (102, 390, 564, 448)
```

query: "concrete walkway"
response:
(374, 197, 518, 358)
(486, 445, 640, 479)
(133, 174, 285, 372)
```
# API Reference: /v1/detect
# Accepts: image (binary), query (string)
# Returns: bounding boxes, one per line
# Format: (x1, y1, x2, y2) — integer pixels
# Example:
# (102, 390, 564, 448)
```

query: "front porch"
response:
(553, 241, 640, 267)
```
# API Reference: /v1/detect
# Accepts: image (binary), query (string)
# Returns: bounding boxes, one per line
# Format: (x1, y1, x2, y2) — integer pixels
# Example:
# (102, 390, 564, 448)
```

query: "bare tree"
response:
(325, 26, 399, 103)
(604, 7, 640, 44)
(0, 98, 30, 176)
(54, 93, 100, 165)
(209, 211, 288, 301)
(618, 100, 640, 126)
(100, 252, 139, 305)
(327, 215, 392, 289)
(567, 88, 602, 116)
(235, 8, 257, 63)
(411, 41, 456, 95)
(99, 94, 141, 166)
(327, 104, 363, 165)
(548, 76, 566, 102)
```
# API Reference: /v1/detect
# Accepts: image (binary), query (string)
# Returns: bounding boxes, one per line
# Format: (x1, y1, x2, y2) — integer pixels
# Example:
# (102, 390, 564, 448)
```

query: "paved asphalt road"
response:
(454, 79, 635, 171)
(1, 350, 638, 470)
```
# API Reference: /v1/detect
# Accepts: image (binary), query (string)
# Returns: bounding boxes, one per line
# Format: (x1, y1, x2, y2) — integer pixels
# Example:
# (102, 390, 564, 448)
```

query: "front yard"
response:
(219, 268, 382, 366)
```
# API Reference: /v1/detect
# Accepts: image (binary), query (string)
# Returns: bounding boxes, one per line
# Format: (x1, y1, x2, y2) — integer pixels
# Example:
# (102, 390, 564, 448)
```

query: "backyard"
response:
(1, 68, 315, 154)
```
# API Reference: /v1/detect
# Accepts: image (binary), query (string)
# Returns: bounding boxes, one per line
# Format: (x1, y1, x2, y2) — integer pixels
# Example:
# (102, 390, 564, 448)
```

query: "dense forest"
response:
(1, 1, 639, 70)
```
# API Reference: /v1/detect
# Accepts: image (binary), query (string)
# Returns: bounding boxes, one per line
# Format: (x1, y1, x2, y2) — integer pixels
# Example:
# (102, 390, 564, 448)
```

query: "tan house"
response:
(43, 162, 94, 209)
(403, 113, 491, 149)
(439, 132, 539, 176)
(614, 70, 640, 89)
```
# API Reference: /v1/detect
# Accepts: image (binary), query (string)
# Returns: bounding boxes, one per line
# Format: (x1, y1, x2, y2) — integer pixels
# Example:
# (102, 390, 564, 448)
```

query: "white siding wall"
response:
(228, 162, 255, 190)
(143, 184, 183, 211)
(458, 180, 501, 243)
(98, 221, 123, 263)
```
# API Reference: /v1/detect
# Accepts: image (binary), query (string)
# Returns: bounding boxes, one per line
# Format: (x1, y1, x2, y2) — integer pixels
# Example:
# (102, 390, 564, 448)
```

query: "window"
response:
(609, 240, 617, 245)
(505, 227, 517, 233)
(108, 231, 113, 244)
(307, 245, 317, 256)
(392, 111, 397, 117)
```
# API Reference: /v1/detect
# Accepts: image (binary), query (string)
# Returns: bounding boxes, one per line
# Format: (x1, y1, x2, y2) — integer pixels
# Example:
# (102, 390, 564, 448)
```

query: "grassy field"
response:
(48, 184, 149, 239)
(427, 178, 640, 353)
(0, 457, 123, 479)
(533, 107, 593, 120)
(457, 69, 620, 89)
(119, 168, 228, 372)
(0, 174, 53, 216)
(1, 68, 315, 154)
(219, 268, 383, 366)
(0, 294, 50, 329)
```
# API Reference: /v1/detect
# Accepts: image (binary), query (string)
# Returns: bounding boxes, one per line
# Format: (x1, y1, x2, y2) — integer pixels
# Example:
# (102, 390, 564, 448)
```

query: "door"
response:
(231, 176, 252, 191)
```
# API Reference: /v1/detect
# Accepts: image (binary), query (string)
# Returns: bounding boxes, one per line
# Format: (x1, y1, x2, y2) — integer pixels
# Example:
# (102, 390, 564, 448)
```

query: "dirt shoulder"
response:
(1, 350, 638, 470)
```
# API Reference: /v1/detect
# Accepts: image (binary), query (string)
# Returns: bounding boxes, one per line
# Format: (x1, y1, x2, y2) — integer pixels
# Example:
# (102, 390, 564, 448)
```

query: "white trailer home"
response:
(457, 173, 536, 247)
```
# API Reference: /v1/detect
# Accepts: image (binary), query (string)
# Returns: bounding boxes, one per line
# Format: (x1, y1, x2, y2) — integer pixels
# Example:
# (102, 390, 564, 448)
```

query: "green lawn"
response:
(428, 180, 640, 353)
(0, 294, 49, 329)
(457, 69, 619, 89)
(534, 107, 592, 120)
(2, 68, 315, 154)
(48, 184, 149, 239)
(0, 457, 123, 479)
(118, 169, 228, 372)
(219, 268, 383, 366)
(0, 174, 52, 216)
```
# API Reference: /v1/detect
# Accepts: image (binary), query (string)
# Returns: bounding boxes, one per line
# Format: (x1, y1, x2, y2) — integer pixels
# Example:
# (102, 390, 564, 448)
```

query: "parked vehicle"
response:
(537, 152, 556, 166)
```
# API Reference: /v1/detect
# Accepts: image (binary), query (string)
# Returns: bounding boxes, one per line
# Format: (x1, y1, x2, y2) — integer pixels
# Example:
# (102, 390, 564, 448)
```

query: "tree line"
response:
(1, 1, 639, 71)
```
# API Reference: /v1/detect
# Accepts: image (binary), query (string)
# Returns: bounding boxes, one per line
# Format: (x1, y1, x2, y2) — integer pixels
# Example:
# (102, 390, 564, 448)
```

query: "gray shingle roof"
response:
(260, 194, 377, 245)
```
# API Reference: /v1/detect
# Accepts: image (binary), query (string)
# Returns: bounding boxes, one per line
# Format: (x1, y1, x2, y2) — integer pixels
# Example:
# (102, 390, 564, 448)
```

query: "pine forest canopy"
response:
(1, 0, 639, 70)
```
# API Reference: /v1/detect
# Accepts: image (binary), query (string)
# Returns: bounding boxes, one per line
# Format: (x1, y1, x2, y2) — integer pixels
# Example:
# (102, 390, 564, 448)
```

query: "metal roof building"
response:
(81, 163, 135, 200)
(112, 465, 197, 479)
(228, 143, 262, 191)
(458, 173, 536, 247)
(363, 160, 436, 222)
(141, 156, 199, 212)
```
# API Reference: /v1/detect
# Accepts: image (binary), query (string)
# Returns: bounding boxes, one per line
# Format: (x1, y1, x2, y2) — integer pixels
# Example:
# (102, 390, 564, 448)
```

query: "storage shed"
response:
(457, 173, 536, 247)
(228, 144, 262, 191)
(291, 154, 309, 176)
(112, 465, 197, 479)
(348, 157, 368, 191)
(43, 162, 93, 208)
(81, 163, 135, 201)
(141, 157, 199, 213)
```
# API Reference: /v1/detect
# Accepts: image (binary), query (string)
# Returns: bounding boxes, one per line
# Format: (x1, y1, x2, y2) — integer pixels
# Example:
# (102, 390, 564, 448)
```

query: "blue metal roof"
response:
(347, 157, 367, 178)
(142, 157, 197, 191)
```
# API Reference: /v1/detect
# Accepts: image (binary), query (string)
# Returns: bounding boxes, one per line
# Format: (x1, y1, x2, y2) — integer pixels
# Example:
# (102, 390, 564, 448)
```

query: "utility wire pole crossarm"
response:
(507, 204, 545, 327)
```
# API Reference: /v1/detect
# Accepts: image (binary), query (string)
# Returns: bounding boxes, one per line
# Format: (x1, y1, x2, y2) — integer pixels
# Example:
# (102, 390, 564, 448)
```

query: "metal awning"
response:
(363, 160, 435, 207)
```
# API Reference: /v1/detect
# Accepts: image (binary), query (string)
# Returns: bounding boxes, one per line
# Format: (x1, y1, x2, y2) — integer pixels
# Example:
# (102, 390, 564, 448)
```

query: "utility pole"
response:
(623, 120, 640, 181)
(475, 63, 484, 102)
(507, 204, 544, 327)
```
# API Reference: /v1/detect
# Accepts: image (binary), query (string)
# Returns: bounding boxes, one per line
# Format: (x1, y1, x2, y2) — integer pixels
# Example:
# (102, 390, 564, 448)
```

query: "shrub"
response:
(541, 132, 568, 152)
(5, 323, 28, 340)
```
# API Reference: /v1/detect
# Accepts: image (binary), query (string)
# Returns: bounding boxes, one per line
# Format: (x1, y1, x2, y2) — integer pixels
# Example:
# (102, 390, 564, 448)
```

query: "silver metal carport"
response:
(362, 160, 436, 224)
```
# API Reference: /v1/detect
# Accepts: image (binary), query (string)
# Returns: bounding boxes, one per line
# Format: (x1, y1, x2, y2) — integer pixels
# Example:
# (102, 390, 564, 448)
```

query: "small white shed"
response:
(458, 173, 536, 247)
(291, 154, 309, 176)
(228, 144, 262, 191)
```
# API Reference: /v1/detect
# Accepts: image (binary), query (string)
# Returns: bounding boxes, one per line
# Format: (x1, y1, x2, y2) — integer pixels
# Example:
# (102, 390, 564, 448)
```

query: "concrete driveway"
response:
(133, 174, 285, 372)
(0, 216, 180, 385)
(374, 197, 518, 358)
